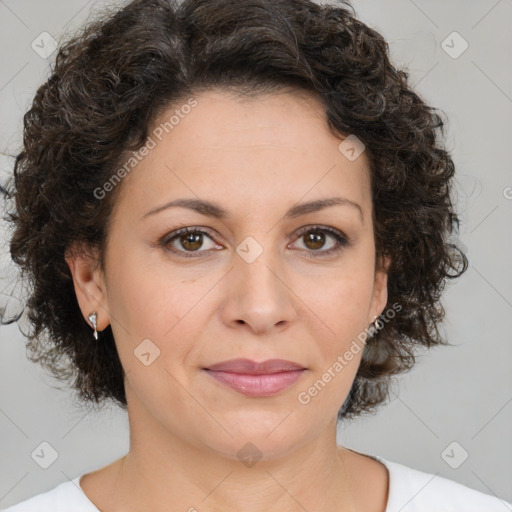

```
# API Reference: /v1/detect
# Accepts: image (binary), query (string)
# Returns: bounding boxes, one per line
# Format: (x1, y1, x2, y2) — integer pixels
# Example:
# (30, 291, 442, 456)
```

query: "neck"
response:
(108, 414, 358, 512)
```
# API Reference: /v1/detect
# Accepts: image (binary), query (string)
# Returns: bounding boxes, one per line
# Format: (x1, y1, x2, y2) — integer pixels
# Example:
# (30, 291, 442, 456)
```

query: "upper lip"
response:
(204, 358, 305, 374)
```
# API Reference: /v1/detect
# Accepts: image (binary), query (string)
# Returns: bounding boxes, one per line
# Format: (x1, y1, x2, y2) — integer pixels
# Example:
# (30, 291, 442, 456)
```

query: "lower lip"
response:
(203, 369, 305, 397)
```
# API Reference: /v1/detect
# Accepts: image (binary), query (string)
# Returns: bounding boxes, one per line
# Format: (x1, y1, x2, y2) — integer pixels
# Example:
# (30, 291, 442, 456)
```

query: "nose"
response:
(219, 243, 298, 335)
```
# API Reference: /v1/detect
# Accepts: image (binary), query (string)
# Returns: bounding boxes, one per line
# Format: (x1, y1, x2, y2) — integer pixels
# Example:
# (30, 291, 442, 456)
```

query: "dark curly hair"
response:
(1, 0, 467, 420)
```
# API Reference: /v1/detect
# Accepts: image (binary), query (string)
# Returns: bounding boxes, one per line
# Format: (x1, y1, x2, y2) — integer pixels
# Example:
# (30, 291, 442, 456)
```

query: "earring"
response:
(88, 312, 98, 341)
(368, 315, 379, 336)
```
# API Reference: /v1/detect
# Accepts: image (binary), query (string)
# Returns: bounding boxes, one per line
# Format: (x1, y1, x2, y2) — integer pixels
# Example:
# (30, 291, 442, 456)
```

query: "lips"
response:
(204, 358, 304, 374)
(203, 358, 306, 397)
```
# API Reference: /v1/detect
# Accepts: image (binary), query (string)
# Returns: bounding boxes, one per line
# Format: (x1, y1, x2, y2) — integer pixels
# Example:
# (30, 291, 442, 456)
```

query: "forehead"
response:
(112, 88, 372, 221)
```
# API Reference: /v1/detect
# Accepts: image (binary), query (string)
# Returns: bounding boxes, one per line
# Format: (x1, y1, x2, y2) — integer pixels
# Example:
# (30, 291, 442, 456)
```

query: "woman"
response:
(1, 0, 510, 510)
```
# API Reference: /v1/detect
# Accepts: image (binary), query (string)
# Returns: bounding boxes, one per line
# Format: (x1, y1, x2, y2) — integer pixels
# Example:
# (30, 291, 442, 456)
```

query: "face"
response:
(68, 88, 388, 461)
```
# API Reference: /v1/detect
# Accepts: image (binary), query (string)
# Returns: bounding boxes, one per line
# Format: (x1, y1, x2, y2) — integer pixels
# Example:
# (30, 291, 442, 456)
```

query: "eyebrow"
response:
(140, 196, 363, 222)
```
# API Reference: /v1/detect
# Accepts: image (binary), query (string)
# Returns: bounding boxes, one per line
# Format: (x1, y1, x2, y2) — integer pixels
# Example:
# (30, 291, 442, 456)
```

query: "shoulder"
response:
(1, 475, 98, 512)
(376, 456, 512, 512)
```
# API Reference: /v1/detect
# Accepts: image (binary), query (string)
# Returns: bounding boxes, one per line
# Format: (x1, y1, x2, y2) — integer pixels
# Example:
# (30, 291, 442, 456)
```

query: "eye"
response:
(160, 227, 222, 258)
(159, 225, 350, 259)
(290, 225, 349, 258)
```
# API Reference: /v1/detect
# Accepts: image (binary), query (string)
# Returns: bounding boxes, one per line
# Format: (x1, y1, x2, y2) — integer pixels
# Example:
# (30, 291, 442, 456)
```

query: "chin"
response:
(198, 418, 312, 463)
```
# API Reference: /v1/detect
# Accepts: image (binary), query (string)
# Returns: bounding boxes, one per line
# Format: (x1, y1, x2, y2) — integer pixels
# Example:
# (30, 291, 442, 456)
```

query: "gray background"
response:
(1, 0, 511, 508)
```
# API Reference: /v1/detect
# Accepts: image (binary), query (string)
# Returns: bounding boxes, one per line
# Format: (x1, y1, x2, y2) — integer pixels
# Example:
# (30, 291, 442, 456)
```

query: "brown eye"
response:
(303, 231, 327, 250)
(160, 227, 221, 258)
(179, 231, 204, 251)
(291, 226, 349, 258)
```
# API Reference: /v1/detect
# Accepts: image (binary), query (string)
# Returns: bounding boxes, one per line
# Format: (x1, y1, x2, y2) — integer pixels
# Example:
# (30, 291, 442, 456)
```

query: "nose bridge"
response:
(222, 232, 297, 333)
(236, 233, 284, 301)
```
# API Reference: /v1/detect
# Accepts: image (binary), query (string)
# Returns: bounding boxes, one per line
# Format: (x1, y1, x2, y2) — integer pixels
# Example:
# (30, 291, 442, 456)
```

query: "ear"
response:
(368, 254, 390, 324)
(64, 243, 110, 332)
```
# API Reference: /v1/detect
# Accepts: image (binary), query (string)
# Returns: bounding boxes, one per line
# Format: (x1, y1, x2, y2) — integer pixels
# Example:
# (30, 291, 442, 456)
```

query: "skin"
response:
(66, 87, 390, 512)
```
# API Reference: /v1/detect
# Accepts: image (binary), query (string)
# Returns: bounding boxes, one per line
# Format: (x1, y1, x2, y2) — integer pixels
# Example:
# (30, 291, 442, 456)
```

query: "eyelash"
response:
(158, 225, 350, 259)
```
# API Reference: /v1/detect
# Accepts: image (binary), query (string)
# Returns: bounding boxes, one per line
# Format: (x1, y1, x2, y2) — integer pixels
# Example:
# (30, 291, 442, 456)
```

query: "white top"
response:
(2, 455, 510, 512)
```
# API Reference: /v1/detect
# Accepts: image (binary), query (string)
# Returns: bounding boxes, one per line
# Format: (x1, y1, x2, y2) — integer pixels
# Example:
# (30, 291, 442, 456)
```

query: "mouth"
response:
(202, 358, 307, 397)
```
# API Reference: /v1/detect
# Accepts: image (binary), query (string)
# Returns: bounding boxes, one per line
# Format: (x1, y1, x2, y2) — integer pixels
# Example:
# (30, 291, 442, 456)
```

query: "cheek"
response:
(297, 271, 371, 414)
(104, 250, 184, 361)
(301, 252, 375, 394)
(312, 261, 375, 338)
(335, 276, 373, 329)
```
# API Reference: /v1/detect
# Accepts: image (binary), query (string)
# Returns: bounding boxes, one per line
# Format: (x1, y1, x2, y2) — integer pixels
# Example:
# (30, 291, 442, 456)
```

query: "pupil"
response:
(305, 232, 325, 250)
(181, 232, 202, 251)
(178, 231, 326, 252)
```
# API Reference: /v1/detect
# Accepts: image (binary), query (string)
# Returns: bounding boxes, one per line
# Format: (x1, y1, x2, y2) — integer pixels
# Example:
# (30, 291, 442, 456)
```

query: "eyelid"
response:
(158, 226, 222, 257)
(159, 224, 350, 258)
(292, 224, 347, 241)
(289, 225, 350, 257)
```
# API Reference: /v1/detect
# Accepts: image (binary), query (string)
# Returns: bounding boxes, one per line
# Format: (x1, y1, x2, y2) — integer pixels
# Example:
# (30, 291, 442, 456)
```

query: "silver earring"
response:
(368, 316, 379, 335)
(373, 316, 383, 332)
(88, 312, 98, 340)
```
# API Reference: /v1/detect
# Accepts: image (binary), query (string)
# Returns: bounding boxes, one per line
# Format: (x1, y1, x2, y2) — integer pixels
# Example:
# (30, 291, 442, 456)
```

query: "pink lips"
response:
(203, 358, 306, 397)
